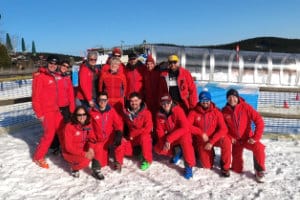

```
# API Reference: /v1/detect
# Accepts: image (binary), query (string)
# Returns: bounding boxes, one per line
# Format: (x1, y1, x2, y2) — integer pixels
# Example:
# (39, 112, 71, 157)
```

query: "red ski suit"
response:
(32, 68, 63, 160)
(155, 105, 195, 167)
(123, 103, 153, 163)
(222, 98, 265, 173)
(56, 74, 75, 112)
(124, 62, 146, 99)
(62, 123, 97, 170)
(143, 67, 161, 119)
(188, 102, 231, 170)
(159, 67, 197, 113)
(76, 63, 100, 102)
(99, 70, 127, 116)
(90, 105, 125, 166)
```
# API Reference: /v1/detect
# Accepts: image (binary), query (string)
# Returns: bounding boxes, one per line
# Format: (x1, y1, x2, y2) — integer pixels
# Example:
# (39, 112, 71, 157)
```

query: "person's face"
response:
(200, 101, 210, 109)
(76, 108, 87, 125)
(48, 61, 58, 72)
(161, 101, 172, 113)
(146, 61, 155, 71)
(98, 95, 108, 109)
(60, 62, 70, 73)
(110, 62, 120, 72)
(130, 97, 141, 110)
(227, 95, 239, 107)
(168, 61, 179, 71)
(128, 58, 137, 65)
(88, 56, 97, 66)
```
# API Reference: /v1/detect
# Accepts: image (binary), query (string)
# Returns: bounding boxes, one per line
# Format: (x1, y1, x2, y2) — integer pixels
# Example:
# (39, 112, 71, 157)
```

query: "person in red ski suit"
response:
(188, 90, 231, 177)
(155, 94, 195, 179)
(61, 106, 100, 178)
(89, 92, 125, 174)
(50, 60, 76, 153)
(101, 47, 125, 73)
(99, 57, 127, 117)
(32, 55, 63, 169)
(124, 53, 147, 102)
(123, 92, 153, 171)
(159, 54, 197, 114)
(222, 88, 266, 183)
(76, 51, 100, 109)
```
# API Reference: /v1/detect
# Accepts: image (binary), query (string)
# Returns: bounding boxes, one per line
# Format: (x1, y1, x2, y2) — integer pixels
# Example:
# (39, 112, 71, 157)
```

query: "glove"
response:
(114, 130, 123, 146)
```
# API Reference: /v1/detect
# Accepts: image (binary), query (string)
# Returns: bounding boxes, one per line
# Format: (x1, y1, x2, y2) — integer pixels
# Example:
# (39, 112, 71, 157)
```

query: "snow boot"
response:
(255, 170, 265, 183)
(33, 159, 49, 169)
(71, 170, 80, 178)
(92, 169, 105, 180)
(221, 169, 230, 177)
(113, 162, 122, 173)
(171, 146, 182, 165)
(184, 166, 193, 179)
(140, 161, 151, 171)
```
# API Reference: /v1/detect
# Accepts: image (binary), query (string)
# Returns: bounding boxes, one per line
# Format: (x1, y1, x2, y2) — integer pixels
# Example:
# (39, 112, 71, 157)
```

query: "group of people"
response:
(31, 48, 266, 183)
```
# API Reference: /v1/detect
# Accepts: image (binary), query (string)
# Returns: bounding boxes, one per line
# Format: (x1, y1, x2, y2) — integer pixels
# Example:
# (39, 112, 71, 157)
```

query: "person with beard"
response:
(154, 94, 195, 179)
(76, 51, 100, 109)
(122, 92, 153, 171)
(159, 54, 197, 114)
(32, 55, 64, 168)
(188, 90, 231, 177)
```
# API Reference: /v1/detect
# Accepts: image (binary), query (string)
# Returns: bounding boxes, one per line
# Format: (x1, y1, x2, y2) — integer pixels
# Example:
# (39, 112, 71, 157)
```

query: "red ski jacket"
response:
(62, 123, 97, 158)
(123, 103, 153, 139)
(222, 98, 264, 142)
(188, 102, 228, 145)
(76, 63, 100, 102)
(32, 67, 60, 118)
(156, 104, 190, 143)
(159, 67, 197, 111)
(90, 105, 123, 142)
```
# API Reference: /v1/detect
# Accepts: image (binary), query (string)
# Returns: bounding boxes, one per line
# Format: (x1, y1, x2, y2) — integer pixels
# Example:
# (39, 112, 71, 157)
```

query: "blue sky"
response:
(0, 0, 299, 56)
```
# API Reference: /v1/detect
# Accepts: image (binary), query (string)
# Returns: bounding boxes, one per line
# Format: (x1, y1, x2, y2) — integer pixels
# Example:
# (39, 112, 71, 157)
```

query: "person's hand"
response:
(232, 138, 237, 144)
(163, 141, 171, 151)
(88, 100, 95, 108)
(85, 148, 95, 160)
(204, 143, 213, 151)
(247, 138, 256, 144)
(202, 133, 209, 142)
(38, 116, 44, 122)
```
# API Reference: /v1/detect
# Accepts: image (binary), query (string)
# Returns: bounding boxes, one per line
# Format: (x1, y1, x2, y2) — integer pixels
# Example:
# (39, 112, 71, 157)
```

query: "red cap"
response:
(146, 54, 155, 64)
(112, 48, 122, 56)
(160, 94, 172, 103)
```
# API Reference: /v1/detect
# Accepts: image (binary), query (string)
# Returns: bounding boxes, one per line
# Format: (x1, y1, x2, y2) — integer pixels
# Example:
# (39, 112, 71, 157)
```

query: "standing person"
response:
(222, 88, 266, 183)
(99, 57, 127, 116)
(62, 106, 103, 179)
(188, 90, 231, 177)
(76, 51, 100, 109)
(124, 52, 146, 102)
(154, 94, 195, 179)
(50, 60, 76, 154)
(32, 55, 63, 168)
(89, 92, 125, 174)
(159, 54, 197, 114)
(123, 92, 153, 171)
(102, 47, 125, 73)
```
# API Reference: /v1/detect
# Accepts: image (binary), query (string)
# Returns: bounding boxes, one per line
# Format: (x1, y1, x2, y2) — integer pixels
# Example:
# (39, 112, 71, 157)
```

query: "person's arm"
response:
(248, 104, 264, 141)
(32, 75, 44, 119)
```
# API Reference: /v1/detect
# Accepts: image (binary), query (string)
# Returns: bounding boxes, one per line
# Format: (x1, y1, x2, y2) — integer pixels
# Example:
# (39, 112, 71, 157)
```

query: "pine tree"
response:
(0, 44, 12, 69)
(6, 33, 13, 52)
(21, 38, 26, 53)
(32, 41, 36, 56)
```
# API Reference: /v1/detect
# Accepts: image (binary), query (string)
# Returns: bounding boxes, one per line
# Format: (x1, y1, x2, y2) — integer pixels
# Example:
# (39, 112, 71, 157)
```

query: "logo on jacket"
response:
(196, 116, 201, 121)
(95, 115, 100, 120)
(48, 80, 54, 84)
(75, 131, 81, 136)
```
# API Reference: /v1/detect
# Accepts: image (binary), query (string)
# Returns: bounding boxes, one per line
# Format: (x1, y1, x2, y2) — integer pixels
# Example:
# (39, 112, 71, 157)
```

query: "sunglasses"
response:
(61, 64, 70, 68)
(169, 61, 177, 65)
(99, 99, 108, 102)
(113, 55, 121, 58)
(49, 62, 57, 65)
(161, 101, 171, 106)
(76, 113, 87, 117)
(89, 58, 97, 61)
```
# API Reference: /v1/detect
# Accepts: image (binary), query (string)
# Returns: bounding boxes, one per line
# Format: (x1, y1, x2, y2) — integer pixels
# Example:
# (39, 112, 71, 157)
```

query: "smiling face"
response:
(75, 108, 87, 125)
(227, 95, 239, 107)
(161, 100, 172, 113)
(98, 94, 108, 110)
(129, 96, 142, 112)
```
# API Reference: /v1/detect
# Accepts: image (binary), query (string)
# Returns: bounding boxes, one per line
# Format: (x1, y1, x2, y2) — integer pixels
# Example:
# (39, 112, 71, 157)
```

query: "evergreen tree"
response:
(6, 33, 13, 52)
(32, 41, 36, 56)
(0, 44, 11, 69)
(21, 37, 26, 53)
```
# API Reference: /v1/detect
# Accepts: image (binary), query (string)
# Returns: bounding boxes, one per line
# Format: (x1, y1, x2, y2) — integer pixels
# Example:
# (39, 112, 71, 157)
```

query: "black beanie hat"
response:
(226, 88, 239, 98)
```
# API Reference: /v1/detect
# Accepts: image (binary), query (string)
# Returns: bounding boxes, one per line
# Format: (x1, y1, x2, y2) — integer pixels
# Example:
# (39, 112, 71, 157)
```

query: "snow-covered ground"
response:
(0, 125, 299, 200)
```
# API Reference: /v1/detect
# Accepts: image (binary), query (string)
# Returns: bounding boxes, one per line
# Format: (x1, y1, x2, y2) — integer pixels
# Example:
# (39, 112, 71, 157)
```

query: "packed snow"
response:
(0, 124, 299, 200)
